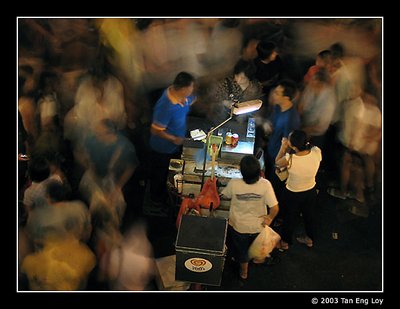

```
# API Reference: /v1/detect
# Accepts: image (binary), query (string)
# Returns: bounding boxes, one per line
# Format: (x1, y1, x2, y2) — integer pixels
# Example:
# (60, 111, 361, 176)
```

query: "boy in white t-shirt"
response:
(221, 155, 279, 280)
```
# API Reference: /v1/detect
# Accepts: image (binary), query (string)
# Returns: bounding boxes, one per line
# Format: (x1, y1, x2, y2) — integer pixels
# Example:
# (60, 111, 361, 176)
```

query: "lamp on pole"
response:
(200, 99, 263, 189)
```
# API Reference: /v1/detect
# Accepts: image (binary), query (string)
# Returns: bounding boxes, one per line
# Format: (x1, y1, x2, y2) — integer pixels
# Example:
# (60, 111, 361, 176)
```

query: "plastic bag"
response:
(275, 154, 292, 182)
(248, 225, 281, 260)
(275, 167, 288, 181)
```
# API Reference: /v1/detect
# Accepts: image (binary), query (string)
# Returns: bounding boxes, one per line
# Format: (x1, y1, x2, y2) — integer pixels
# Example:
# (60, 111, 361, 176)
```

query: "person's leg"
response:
(264, 146, 275, 181)
(327, 147, 352, 199)
(280, 189, 301, 246)
(324, 124, 340, 176)
(340, 150, 352, 195)
(227, 226, 253, 279)
(227, 227, 250, 262)
(226, 225, 238, 261)
(362, 153, 376, 191)
(351, 155, 366, 203)
(149, 151, 171, 205)
(270, 173, 286, 226)
(300, 188, 317, 243)
(240, 262, 249, 280)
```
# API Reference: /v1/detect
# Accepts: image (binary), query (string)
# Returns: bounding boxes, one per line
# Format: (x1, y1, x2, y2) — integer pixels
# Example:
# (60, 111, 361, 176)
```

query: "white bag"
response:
(248, 225, 281, 260)
(275, 167, 289, 181)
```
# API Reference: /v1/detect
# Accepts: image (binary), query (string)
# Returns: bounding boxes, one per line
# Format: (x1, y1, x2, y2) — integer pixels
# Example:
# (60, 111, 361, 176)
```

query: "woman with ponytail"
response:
(275, 130, 321, 250)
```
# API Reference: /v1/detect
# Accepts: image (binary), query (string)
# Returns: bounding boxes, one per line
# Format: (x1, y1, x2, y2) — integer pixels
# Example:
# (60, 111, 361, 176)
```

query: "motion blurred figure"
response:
(99, 220, 155, 290)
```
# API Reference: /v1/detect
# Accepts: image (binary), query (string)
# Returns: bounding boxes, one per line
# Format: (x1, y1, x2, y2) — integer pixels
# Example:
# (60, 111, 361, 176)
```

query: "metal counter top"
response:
(221, 140, 254, 155)
(183, 116, 256, 165)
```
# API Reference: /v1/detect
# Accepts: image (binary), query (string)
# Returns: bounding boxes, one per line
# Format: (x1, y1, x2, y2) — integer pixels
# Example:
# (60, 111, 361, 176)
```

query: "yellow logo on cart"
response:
(184, 258, 213, 272)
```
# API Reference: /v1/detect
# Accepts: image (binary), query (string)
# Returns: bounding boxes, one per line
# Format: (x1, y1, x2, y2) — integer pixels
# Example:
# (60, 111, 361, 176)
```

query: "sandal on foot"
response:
(239, 271, 248, 280)
(277, 240, 289, 252)
(327, 187, 347, 200)
(346, 191, 365, 203)
(296, 236, 313, 248)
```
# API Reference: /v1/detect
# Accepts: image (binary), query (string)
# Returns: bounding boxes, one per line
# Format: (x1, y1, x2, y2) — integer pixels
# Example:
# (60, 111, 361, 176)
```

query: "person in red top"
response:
(303, 50, 332, 84)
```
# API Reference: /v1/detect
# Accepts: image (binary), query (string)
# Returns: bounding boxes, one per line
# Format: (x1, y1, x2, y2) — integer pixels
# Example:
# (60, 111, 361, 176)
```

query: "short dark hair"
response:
(240, 155, 260, 184)
(277, 79, 297, 101)
(330, 42, 345, 59)
(317, 49, 332, 61)
(173, 72, 195, 90)
(28, 156, 50, 182)
(233, 59, 256, 81)
(256, 40, 276, 60)
(135, 18, 153, 31)
(47, 181, 71, 202)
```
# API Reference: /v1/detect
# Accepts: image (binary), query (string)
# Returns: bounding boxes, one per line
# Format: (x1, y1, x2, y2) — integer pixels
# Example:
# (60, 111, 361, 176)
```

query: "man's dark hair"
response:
(240, 155, 260, 184)
(318, 49, 332, 61)
(38, 71, 58, 92)
(47, 181, 71, 202)
(173, 72, 195, 90)
(256, 40, 276, 60)
(233, 59, 256, 81)
(89, 43, 115, 85)
(277, 79, 297, 101)
(135, 18, 153, 31)
(28, 156, 50, 182)
(330, 42, 345, 59)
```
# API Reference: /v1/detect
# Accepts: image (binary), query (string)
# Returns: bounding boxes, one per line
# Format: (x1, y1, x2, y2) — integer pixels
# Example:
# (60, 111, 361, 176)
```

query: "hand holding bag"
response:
(275, 154, 292, 182)
(275, 167, 289, 181)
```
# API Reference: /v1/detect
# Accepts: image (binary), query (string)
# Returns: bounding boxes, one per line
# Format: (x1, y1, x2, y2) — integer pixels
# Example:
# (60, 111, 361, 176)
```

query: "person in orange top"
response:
(303, 50, 333, 85)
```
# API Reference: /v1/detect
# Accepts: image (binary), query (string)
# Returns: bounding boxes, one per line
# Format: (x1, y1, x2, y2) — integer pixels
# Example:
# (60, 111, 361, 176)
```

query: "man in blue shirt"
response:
(149, 72, 196, 212)
(264, 79, 300, 226)
(267, 79, 300, 177)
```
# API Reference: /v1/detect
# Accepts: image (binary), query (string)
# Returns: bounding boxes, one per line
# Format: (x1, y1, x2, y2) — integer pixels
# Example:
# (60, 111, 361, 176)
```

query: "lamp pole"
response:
(198, 99, 262, 189)
(200, 108, 233, 189)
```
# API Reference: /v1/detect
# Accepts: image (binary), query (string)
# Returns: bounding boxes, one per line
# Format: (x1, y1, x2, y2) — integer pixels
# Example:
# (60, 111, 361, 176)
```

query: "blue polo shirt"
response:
(267, 105, 300, 160)
(150, 89, 195, 154)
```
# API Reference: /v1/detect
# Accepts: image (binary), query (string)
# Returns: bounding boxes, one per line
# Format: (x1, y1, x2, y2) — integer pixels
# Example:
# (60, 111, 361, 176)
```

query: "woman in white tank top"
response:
(275, 130, 321, 250)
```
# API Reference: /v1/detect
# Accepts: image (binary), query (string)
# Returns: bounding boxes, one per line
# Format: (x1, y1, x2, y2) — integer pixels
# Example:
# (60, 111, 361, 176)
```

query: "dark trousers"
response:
(270, 170, 287, 221)
(149, 150, 181, 204)
(265, 156, 287, 225)
(281, 187, 317, 244)
(322, 124, 341, 176)
(227, 225, 258, 263)
(18, 161, 28, 199)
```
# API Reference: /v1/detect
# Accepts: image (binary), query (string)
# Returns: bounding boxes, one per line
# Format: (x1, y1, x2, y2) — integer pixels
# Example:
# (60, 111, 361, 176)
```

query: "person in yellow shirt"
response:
(21, 233, 96, 291)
